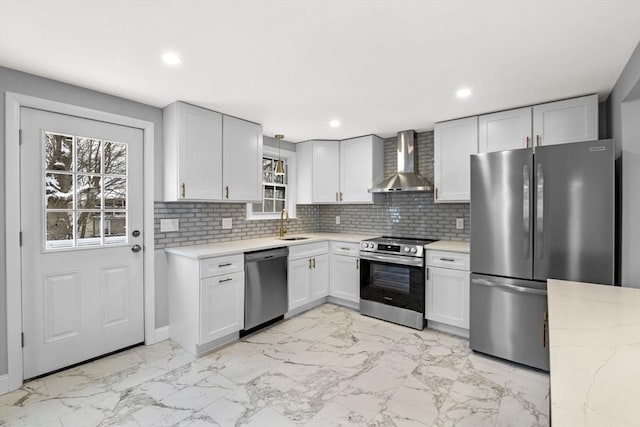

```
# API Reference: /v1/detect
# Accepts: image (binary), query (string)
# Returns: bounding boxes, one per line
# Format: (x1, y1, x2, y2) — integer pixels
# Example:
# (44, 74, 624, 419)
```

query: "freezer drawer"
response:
(469, 274, 549, 371)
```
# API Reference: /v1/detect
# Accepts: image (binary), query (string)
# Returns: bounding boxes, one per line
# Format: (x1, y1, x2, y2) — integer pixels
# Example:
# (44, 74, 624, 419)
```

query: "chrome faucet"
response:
(279, 208, 289, 238)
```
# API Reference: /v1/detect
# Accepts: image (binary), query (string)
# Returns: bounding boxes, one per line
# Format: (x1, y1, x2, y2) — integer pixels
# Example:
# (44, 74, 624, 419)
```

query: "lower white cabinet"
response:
(329, 241, 360, 303)
(168, 253, 245, 355)
(288, 242, 329, 312)
(425, 250, 470, 332)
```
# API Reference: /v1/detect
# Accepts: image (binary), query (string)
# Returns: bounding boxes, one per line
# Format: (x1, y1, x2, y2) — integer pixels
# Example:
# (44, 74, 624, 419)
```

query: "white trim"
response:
(246, 145, 297, 220)
(4, 92, 156, 394)
(155, 325, 170, 342)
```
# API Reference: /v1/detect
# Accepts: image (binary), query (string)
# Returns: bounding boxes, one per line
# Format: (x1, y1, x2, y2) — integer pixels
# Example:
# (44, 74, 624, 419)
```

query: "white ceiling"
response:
(0, 1, 639, 142)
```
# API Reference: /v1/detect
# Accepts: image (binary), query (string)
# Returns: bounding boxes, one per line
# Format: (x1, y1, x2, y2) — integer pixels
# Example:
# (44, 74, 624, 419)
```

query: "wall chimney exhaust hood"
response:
(368, 130, 434, 193)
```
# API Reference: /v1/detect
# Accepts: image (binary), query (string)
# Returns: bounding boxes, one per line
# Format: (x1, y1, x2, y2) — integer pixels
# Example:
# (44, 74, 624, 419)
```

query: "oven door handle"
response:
(359, 252, 424, 267)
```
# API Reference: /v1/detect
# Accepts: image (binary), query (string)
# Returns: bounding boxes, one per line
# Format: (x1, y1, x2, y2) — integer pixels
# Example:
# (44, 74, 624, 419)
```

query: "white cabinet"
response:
(329, 242, 360, 304)
(164, 102, 223, 200)
(477, 95, 598, 153)
(163, 101, 262, 202)
(426, 249, 470, 333)
(479, 107, 532, 153)
(222, 115, 262, 202)
(287, 242, 330, 312)
(340, 136, 384, 203)
(168, 253, 245, 355)
(312, 140, 341, 203)
(434, 117, 478, 203)
(533, 94, 598, 146)
(297, 136, 383, 204)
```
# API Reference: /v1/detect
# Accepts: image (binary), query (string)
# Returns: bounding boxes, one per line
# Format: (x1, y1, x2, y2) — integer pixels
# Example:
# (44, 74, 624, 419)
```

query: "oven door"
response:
(359, 252, 425, 313)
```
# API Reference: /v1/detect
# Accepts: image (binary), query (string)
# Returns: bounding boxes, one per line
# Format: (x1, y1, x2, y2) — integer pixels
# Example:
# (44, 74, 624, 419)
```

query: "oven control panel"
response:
(360, 240, 424, 258)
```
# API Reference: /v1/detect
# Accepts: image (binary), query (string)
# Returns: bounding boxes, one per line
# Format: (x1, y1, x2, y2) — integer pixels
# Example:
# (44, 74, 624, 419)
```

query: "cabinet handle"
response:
(356, 259, 359, 270)
(340, 247, 351, 251)
(543, 311, 548, 348)
(181, 183, 186, 198)
(435, 187, 438, 200)
(536, 135, 541, 147)
(340, 192, 343, 202)
(218, 262, 232, 268)
(218, 277, 233, 283)
(225, 186, 229, 199)
(525, 136, 530, 148)
(440, 257, 456, 262)
(308, 258, 312, 269)
(312, 257, 316, 269)
(335, 192, 339, 202)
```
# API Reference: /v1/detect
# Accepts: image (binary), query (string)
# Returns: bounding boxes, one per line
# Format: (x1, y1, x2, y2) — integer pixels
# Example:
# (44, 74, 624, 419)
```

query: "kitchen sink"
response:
(278, 237, 310, 241)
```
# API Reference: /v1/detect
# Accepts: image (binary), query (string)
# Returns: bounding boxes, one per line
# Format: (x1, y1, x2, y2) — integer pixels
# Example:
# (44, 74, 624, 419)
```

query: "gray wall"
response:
(317, 131, 470, 241)
(607, 41, 640, 288)
(0, 66, 163, 376)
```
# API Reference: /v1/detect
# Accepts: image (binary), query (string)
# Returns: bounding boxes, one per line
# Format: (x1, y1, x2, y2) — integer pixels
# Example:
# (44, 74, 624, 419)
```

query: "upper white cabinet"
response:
(311, 140, 341, 203)
(340, 136, 384, 203)
(479, 107, 532, 153)
(533, 94, 598, 146)
(222, 115, 262, 201)
(164, 102, 223, 200)
(297, 136, 383, 204)
(163, 101, 262, 202)
(434, 117, 478, 203)
(478, 95, 598, 153)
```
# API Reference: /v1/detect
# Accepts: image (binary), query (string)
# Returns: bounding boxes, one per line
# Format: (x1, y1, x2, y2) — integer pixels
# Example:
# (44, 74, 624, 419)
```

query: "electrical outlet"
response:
(160, 218, 179, 232)
(456, 218, 464, 230)
(335, 216, 341, 225)
(222, 218, 232, 230)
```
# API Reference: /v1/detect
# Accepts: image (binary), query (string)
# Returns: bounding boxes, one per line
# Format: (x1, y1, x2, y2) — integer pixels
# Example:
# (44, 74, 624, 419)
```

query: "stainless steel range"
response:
(359, 236, 437, 330)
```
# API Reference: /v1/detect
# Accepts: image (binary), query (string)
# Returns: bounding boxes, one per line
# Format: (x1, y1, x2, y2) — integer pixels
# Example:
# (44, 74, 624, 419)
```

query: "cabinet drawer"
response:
(426, 250, 470, 271)
(289, 241, 329, 260)
(331, 241, 360, 257)
(200, 254, 244, 278)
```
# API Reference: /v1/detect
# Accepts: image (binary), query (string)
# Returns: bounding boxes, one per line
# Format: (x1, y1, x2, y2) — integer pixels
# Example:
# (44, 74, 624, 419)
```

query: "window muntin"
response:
(44, 132, 128, 250)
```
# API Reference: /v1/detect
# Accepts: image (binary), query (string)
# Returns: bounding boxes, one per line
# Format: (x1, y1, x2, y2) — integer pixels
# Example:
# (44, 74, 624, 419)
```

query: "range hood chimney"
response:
(368, 130, 434, 193)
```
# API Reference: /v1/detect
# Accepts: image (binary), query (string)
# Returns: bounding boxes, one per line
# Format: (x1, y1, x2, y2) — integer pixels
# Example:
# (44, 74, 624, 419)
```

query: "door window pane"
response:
(76, 175, 102, 210)
(104, 142, 127, 175)
(76, 211, 102, 246)
(104, 212, 127, 244)
(45, 133, 73, 172)
(45, 173, 74, 209)
(46, 212, 74, 249)
(76, 137, 101, 173)
(104, 177, 127, 209)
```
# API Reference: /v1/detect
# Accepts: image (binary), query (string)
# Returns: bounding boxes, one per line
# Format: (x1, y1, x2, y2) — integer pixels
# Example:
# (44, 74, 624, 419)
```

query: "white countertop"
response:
(424, 240, 470, 253)
(547, 279, 640, 427)
(164, 233, 379, 259)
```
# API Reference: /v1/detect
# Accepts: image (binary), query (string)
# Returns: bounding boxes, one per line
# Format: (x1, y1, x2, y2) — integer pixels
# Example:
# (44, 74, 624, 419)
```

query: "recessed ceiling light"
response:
(162, 52, 182, 66)
(456, 88, 472, 98)
(329, 119, 341, 128)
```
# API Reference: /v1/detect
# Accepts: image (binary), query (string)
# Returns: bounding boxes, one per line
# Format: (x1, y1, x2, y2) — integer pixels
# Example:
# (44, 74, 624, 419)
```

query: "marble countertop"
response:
(547, 279, 640, 427)
(424, 240, 470, 253)
(164, 233, 379, 259)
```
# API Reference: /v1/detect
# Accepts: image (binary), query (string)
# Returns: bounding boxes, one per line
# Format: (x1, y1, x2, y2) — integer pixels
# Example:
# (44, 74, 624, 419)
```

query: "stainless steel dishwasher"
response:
(243, 247, 289, 333)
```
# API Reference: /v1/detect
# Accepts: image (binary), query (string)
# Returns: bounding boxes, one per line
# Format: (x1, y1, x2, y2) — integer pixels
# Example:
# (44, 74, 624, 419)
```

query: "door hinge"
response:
(19, 231, 23, 246)
(19, 129, 23, 145)
(21, 332, 24, 348)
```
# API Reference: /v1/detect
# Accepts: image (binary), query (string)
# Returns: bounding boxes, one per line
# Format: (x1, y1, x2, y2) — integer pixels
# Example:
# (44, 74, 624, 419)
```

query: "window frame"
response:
(246, 145, 297, 220)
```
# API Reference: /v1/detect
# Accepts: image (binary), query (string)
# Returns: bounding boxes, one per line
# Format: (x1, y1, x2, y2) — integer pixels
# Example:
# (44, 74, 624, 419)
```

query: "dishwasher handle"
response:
(244, 247, 289, 262)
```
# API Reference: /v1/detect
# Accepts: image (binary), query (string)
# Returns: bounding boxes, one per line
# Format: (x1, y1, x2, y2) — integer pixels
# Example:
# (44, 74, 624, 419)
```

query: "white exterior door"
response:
(20, 108, 144, 379)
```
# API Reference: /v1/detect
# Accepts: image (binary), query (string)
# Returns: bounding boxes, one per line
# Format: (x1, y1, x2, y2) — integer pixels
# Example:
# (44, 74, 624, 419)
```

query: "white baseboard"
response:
(155, 325, 170, 342)
(0, 374, 8, 395)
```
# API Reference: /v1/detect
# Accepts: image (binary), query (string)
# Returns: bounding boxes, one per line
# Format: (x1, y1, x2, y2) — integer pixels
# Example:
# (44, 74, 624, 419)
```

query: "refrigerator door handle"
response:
(536, 163, 544, 260)
(523, 165, 530, 258)
(472, 277, 547, 296)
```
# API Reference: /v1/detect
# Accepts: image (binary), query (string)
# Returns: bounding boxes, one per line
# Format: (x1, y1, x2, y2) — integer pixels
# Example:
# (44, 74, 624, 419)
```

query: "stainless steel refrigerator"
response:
(470, 139, 615, 371)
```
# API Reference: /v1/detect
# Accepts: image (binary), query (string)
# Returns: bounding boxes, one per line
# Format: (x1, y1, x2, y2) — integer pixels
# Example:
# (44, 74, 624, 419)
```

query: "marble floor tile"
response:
(0, 304, 549, 426)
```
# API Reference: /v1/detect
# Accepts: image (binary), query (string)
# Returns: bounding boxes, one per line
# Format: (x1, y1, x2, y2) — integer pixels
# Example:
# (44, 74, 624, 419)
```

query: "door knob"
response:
(131, 244, 142, 253)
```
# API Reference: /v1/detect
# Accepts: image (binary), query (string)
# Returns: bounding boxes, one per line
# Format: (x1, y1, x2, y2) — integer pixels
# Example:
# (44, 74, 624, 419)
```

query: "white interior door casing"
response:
(479, 107, 532, 153)
(20, 108, 144, 379)
(533, 94, 598, 146)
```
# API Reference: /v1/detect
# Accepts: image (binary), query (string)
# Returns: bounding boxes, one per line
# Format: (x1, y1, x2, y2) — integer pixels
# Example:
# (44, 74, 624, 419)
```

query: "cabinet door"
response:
(296, 141, 313, 204)
(312, 140, 340, 203)
(199, 271, 244, 344)
(288, 257, 310, 311)
(533, 94, 598, 146)
(340, 136, 383, 203)
(426, 267, 469, 329)
(310, 254, 330, 300)
(330, 254, 359, 303)
(479, 107, 532, 153)
(434, 117, 478, 203)
(222, 115, 262, 201)
(176, 103, 223, 200)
